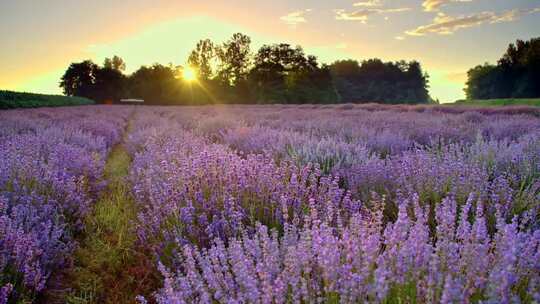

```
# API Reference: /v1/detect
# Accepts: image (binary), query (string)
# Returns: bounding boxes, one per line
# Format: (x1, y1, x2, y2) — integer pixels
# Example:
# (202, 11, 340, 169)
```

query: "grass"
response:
(63, 144, 158, 304)
(454, 98, 540, 107)
(0, 90, 94, 109)
(42, 117, 159, 304)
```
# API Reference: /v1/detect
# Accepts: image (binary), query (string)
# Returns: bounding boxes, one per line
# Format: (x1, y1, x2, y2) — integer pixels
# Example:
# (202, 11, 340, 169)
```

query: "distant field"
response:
(454, 98, 540, 107)
(0, 90, 94, 109)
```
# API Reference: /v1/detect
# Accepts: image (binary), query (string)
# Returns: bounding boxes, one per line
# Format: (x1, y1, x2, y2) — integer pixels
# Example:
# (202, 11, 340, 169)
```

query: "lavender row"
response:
(126, 106, 539, 302)
(0, 106, 129, 302)
(128, 119, 357, 252)
(155, 195, 540, 303)
(129, 107, 539, 229)
(193, 106, 540, 221)
(179, 105, 540, 156)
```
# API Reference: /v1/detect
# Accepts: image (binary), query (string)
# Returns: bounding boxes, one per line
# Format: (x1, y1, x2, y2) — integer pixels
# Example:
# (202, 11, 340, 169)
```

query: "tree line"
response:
(60, 33, 432, 105)
(465, 37, 540, 100)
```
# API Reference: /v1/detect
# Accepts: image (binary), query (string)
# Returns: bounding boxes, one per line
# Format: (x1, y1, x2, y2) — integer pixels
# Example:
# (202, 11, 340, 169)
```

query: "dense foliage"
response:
(0, 90, 94, 109)
(330, 59, 430, 103)
(465, 37, 540, 100)
(59, 33, 432, 105)
(1, 104, 539, 303)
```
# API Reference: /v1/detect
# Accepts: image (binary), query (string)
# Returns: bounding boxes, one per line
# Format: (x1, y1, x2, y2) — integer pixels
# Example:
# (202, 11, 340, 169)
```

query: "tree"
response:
(59, 33, 435, 105)
(127, 64, 181, 105)
(188, 39, 216, 81)
(250, 44, 338, 103)
(94, 67, 126, 102)
(103, 55, 126, 71)
(465, 64, 500, 99)
(329, 59, 430, 103)
(329, 60, 361, 78)
(59, 60, 99, 99)
(402, 61, 430, 103)
(465, 37, 540, 99)
(60, 58, 130, 103)
(216, 33, 252, 86)
(250, 44, 308, 86)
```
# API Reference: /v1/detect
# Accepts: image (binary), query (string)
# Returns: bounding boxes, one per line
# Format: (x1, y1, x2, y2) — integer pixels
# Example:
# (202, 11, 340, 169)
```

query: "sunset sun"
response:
(182, 67, 197, 82)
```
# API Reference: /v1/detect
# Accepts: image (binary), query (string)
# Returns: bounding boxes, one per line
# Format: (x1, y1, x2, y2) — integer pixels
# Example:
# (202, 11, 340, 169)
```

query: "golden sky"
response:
(1, 0, 539, 102)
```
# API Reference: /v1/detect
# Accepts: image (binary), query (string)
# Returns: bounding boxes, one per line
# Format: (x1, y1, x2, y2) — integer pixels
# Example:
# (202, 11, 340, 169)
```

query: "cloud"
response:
(395, 36, 405, 40)
(353, 0, 382, 7)
(422, 0, 473, 12)
(334, 9, 373, 22)
(335, 7, 410, 23)
(491, 7, 540, 23)
(405, 7, 540, 36)
(280, 9, 312, 26)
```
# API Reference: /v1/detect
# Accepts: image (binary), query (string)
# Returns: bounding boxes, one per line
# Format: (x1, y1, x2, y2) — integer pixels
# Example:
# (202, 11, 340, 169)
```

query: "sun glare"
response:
(183, 67, 197, 82)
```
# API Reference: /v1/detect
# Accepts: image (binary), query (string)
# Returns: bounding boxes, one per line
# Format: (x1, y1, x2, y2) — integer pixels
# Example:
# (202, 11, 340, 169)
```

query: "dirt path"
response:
(42, 113, 158, 303)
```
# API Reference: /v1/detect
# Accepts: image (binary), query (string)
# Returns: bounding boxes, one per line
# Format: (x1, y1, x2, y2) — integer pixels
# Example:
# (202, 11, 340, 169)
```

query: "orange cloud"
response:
(335, 7, 410, 23)
(422, 0, 473, 12)
(280, 9, 312, 26)
(353, 0, 382, 7)
(406, 8, 540, 36)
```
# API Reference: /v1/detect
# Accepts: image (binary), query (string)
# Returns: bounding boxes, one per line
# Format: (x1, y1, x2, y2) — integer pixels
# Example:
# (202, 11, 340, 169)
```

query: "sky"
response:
(1, 0, 539, 103)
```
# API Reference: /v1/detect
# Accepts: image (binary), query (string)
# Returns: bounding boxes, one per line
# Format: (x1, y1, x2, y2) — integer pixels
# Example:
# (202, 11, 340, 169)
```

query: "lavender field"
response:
(1, 104, 540, 303)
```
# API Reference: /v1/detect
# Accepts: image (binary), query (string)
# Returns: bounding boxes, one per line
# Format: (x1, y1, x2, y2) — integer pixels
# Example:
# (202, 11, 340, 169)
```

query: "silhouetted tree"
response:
(127, 64, 182, 104)
(330, 59, 430, 103)
(329, 59, 362, 78)
(60, 58, 129, 103)
(188, 39, 216, 81)
(60, 60, 99, 99)
(216, 33, 252, 86)
(60, 33, 437, 105)
(465, 37, 540, 99)
(103, 55, 126, 71)
(402, 61, 430, 103)
(249, 44, 338, 103)
(465, 64, 502, 99)
(94, 67, 127, 102)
